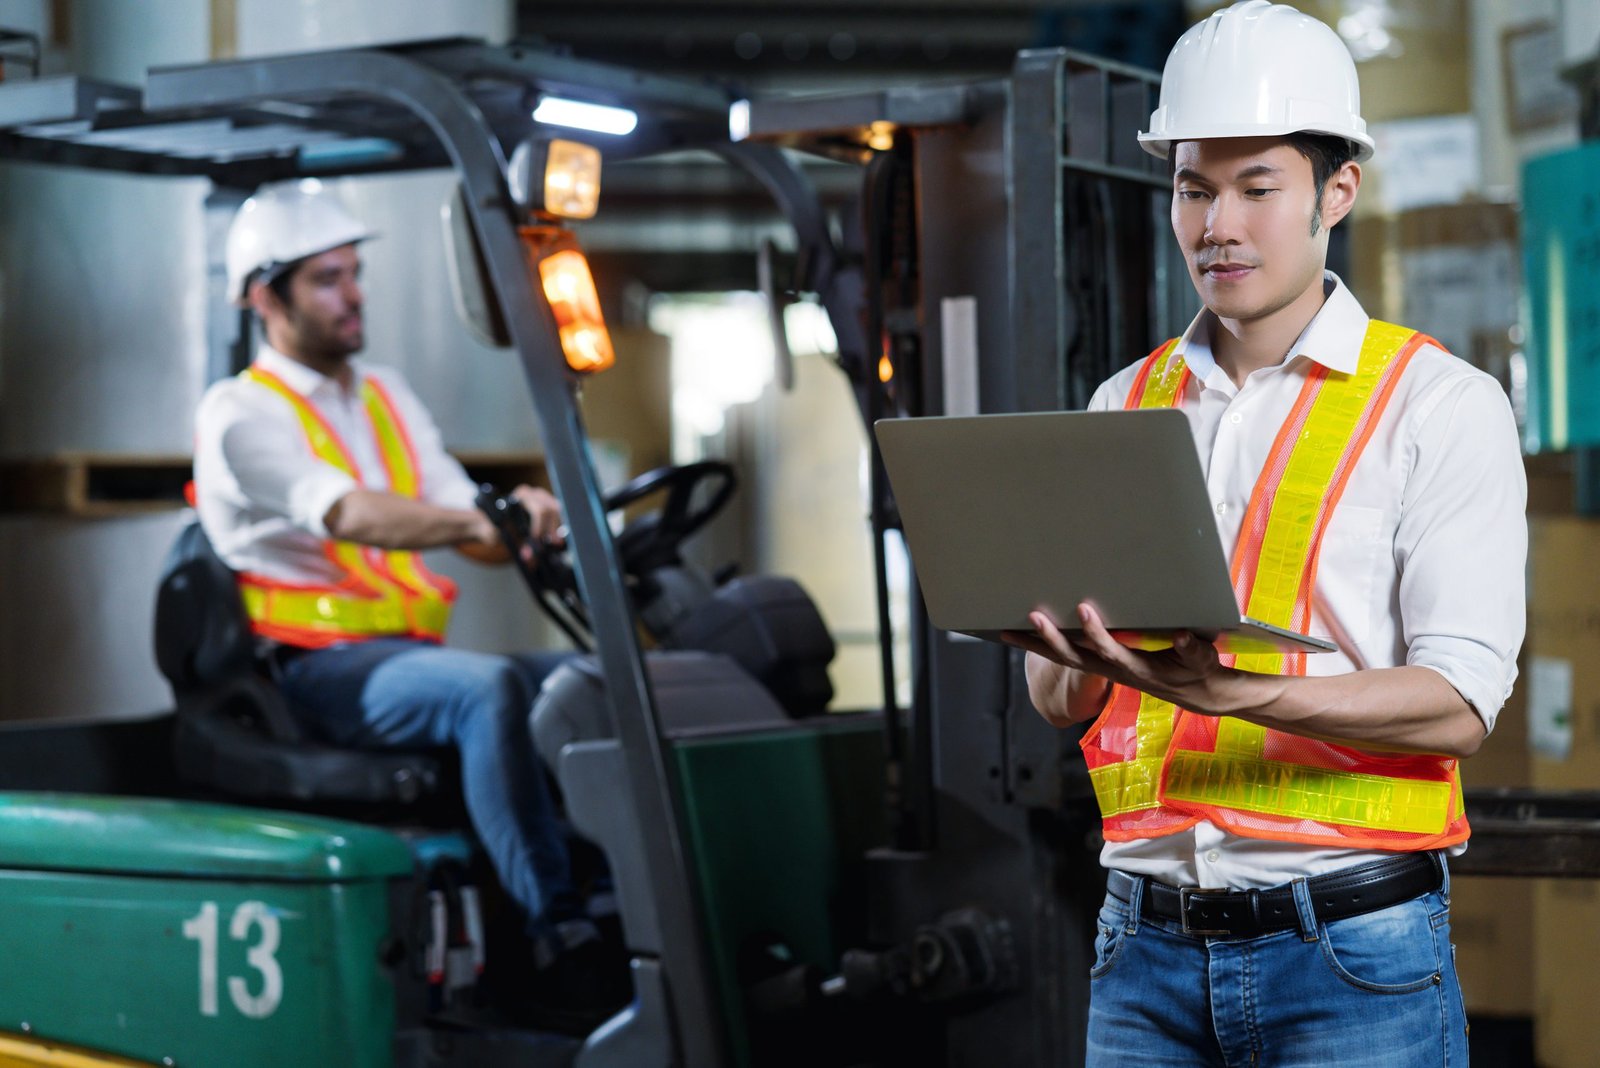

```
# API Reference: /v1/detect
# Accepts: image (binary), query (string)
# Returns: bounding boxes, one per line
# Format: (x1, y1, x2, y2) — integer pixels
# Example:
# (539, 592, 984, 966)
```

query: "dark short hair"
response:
(1284, 132, 1356, 235)
(263, 262, 302, 310)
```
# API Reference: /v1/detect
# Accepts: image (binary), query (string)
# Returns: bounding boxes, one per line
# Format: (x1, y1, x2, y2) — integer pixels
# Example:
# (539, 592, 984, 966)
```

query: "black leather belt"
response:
(1107, 852, 1444, 939)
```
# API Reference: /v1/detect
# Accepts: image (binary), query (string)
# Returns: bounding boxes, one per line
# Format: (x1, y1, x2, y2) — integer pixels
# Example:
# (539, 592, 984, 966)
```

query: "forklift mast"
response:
(742, 49, 1195, 1064)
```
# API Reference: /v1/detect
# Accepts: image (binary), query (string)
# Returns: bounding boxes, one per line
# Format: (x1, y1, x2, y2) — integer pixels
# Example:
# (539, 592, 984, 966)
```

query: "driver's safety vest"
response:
(234, 366, 458, 649)
(1079, 320, 1470, 851)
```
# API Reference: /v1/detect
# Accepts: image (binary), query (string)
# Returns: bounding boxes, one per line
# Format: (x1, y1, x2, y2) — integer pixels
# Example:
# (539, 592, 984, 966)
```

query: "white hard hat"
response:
(1138, 1, 1375, 163)
(224, 181, 373, 305)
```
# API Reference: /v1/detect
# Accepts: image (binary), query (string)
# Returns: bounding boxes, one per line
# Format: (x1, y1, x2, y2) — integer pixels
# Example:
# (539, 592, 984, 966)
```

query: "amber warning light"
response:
(538, 249, 615, 373)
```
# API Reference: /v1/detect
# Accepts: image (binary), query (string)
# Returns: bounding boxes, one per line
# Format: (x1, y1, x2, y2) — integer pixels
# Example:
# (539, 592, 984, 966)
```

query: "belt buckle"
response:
(1178, 886, 1232, 937)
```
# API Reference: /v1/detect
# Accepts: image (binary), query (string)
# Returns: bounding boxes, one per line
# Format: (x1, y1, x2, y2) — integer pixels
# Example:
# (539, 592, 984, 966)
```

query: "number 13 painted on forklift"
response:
(182, 901, 284, 1019)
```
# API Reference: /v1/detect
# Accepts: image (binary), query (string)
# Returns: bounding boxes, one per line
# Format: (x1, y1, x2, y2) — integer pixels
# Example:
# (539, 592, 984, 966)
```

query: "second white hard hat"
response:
(224, 181, 374, 305)
(1138, 0, 1375, 162)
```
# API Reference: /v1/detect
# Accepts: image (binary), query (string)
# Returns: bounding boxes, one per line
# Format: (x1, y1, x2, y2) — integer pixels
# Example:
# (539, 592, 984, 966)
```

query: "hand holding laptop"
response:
(1001, 602, 1222, 725)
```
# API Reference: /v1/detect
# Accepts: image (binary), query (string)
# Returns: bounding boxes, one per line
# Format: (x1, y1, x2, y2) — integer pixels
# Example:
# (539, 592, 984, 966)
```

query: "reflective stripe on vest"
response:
(235, 366, 457, 647)
(1080, 322, 1469, 850)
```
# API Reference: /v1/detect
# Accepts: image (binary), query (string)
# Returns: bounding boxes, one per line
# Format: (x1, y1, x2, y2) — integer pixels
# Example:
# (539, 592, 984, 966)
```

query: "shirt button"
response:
(1205, 850, 1221, 864)
(1229, 412, 1243, 424)
(1215, 502, 1227, 516)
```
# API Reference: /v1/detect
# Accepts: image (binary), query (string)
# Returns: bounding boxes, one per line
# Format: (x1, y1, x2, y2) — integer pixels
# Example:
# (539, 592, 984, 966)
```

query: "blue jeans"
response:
(277, 638, 578, 929)
(1087, 864, 1468, 1067)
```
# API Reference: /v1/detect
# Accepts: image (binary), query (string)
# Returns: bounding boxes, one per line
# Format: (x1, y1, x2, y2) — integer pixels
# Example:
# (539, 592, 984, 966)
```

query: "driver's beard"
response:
(289, 312, 363, 365)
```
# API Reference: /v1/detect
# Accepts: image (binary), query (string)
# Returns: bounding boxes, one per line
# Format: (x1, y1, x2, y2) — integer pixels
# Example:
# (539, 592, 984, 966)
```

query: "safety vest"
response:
(234, 366, 458, 649)
(1079, 320, 1470, 851)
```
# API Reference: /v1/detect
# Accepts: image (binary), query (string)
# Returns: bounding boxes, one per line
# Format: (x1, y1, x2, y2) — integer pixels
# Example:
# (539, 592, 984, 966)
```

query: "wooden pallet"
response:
(0, 453, 192, 518)
(0, 451, 547, 517)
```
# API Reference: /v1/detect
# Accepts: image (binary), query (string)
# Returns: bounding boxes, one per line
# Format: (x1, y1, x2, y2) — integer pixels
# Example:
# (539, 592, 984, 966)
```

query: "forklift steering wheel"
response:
(606, 460, 737, 574)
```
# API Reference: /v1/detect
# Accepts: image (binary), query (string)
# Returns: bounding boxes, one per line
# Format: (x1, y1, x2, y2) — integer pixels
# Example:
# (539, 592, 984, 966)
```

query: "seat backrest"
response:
(153, 520, 256, 693)
(153, 519, 447, 808)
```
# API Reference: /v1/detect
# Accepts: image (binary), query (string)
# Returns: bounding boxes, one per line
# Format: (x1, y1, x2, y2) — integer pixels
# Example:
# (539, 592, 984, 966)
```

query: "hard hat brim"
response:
(1137, 127, 1375, 165)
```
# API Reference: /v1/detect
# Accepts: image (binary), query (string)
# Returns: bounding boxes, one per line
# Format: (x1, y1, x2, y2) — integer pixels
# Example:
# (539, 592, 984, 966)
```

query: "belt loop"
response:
(1123, 874, 1146, 936)
(1289, 876, 1319, 943)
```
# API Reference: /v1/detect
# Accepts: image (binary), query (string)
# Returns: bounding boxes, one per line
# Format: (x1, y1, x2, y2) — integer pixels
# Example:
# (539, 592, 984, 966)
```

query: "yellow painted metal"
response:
(0, 1033, 159, 1068)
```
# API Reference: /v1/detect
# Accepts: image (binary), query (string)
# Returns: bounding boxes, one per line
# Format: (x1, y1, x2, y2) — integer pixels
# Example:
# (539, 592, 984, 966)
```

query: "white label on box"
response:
(1399, 243, 1519, 362)
(1369, 115, 1481, 213)
(1528, 655, 1573, 760)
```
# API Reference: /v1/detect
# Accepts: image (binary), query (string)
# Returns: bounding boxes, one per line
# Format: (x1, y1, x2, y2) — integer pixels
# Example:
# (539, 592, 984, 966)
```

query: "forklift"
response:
(0, 32, 1173, 1068)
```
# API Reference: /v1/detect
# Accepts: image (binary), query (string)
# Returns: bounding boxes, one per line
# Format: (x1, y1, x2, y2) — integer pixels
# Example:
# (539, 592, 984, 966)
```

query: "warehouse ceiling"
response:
(517, 0, 1184, 93)
(515, 0, 1185, 278)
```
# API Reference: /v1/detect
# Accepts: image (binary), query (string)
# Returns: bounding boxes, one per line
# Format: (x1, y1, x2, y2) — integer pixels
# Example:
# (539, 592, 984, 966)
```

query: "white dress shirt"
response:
(1087, 273, 1527, 889)
(193, 345, 479, 583)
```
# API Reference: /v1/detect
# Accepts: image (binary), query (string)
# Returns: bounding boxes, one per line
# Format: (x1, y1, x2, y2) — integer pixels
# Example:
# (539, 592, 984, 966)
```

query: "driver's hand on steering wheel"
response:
(511, 485, 566, 550)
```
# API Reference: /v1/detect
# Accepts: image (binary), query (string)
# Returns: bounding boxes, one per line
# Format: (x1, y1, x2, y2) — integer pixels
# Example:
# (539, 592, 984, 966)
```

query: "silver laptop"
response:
(874, 409, 1337, 655)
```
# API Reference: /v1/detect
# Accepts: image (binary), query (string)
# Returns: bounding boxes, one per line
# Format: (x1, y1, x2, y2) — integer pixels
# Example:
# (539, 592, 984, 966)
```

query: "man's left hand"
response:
(1004, 602, 1228, 714)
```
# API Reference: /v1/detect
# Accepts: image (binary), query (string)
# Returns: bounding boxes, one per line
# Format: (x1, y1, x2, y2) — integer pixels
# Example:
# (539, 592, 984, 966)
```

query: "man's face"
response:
(1170, 137, 1337, 325)
(272, 244, 365, 360)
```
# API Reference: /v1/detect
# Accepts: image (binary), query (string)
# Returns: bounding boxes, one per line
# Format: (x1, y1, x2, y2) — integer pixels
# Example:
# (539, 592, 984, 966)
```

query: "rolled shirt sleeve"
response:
(199, 387, 357, 540)
(1394, 372, 1527, 732)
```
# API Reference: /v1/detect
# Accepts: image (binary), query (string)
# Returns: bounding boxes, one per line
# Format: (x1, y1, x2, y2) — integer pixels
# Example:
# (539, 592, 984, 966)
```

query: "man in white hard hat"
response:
(1005, 2, 1524, 1062)
(193, 181, 618, 1012)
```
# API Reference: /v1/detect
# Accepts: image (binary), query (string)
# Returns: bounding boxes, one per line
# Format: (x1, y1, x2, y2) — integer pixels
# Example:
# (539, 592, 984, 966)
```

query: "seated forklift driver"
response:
(1003, 4, 1524, 1065)
(193, 182, 613, 1007)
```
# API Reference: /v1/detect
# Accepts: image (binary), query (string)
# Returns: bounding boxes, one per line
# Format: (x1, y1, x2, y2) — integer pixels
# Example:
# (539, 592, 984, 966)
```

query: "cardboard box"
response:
(1453, 650, 1534, 1019)
(1533, 880, 1600, 1068)
(1346, 203, 1520, 372)
(1525, 453, 1575, 517)
(1527, 517, 1600, 787)
(1452, 878, 1536, 1018)
(578, 325, 673, 483)
(1525, 516, 1600, 1064)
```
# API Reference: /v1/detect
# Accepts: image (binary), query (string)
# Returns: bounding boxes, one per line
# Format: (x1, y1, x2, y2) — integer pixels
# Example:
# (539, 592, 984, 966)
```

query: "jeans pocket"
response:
(1317, 895, 1446, 994)
(1089, 899, 1131, 980)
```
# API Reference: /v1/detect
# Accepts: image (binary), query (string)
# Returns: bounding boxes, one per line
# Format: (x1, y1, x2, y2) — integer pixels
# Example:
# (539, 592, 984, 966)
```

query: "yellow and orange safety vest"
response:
(233, 365, 458, 649)
(1080, 321, 1470, 851)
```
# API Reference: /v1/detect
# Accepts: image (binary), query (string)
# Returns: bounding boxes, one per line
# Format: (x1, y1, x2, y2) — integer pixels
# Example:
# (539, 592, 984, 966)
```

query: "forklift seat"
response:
(153, 520, 448, 806)
(659, 574, 837, 719)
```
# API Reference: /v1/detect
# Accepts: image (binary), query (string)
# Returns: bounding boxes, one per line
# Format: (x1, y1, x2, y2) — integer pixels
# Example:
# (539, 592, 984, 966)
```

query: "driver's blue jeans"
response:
(276, 638, 579, 928)
(1086, 863, 1468, 1067)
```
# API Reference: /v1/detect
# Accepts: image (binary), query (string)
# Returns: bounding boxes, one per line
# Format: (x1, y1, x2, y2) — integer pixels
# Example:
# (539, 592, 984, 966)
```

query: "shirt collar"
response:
(253, 343, 365, 399)
(1174, 271, 1367, 382)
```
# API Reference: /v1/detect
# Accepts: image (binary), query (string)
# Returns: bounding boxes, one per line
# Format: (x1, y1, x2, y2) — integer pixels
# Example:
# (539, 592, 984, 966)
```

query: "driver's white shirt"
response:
(193, 344, 478, 584)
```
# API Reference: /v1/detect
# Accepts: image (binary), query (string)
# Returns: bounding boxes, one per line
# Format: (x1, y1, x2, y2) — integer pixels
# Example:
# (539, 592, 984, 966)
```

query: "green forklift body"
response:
(0, 794, 412, 1068)
(672, 717, 887, 1065)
